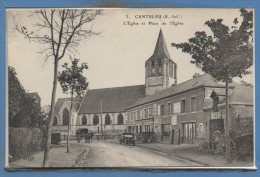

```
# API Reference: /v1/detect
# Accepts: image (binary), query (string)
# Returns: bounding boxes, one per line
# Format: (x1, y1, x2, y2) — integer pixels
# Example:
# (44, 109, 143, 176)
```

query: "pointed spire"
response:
(152, 29, 171, 59)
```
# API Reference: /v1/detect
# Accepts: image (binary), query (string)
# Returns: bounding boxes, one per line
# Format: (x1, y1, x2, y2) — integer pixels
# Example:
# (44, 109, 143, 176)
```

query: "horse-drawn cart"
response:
(210, 117, 253, 159)
(76, 128, 93, 143)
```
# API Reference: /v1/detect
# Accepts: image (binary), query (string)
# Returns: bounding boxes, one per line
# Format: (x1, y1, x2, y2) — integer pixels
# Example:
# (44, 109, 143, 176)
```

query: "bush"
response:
(9, 127, 45, 161)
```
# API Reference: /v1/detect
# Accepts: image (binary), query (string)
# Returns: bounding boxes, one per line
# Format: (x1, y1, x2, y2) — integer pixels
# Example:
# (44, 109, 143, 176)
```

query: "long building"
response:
(125, 74, 253, 144)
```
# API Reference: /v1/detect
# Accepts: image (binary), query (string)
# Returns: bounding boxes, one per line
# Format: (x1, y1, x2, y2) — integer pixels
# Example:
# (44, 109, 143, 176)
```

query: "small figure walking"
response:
(77, 134, 80, 143)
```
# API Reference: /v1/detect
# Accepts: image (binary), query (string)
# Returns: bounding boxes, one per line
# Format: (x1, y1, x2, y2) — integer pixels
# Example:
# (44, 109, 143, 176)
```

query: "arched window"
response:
(82, 115, 87, 125)
(117, 113, 124, 125)
(63, 109, 69, 126)
(158, 60, 162, 74)
(53, 116, 58, 126)
(151, 60, 155, 67)
(151, 60, 156, 75)
(105, 114, 110, 125)
(93, 115, 99, 125)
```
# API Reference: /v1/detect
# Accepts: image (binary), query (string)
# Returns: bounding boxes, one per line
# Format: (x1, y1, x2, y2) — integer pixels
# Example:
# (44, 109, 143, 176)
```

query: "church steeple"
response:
(145, 29, 177, 96)
(152, 29, 171, 59)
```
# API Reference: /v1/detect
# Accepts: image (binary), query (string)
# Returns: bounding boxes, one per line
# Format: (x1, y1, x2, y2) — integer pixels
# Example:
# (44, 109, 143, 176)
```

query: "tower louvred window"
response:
(169, 62, 173, 77)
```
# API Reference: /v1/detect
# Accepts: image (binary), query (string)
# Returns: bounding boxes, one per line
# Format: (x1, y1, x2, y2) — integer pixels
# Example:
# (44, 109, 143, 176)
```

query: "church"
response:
(52, 29, 253, 145)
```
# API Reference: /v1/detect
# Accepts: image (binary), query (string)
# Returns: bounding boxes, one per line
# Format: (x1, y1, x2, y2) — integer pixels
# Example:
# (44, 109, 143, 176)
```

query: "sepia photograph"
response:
(6, 8, 254, 169)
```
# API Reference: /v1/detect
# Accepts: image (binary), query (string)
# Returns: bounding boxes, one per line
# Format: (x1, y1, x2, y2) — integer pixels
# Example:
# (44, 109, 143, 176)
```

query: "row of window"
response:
(160, 96, 199, 115)
(128, 107, 152, 121)
(128, 96, 202, 120)
(90, 114, 123, 125)
(53, 110, 124, 126)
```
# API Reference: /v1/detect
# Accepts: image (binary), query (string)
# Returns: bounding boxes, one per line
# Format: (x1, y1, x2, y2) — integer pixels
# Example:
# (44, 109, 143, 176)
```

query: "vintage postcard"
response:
(6, 8, 255, 169)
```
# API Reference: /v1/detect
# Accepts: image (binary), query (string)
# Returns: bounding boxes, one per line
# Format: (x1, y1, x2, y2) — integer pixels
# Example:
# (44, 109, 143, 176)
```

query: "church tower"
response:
(145, 29, 177, 96)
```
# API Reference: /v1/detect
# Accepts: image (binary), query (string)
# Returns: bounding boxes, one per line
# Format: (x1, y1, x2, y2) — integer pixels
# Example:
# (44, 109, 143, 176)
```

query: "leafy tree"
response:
(8, 66, 26, 126)
(27, 94, 41, 127)
(16, 9, 102, 167)
(8, 66, 41, 127)
(172, 9, 253, 162)
(13, 93, 41, 127)
(57, 58, 88, 153)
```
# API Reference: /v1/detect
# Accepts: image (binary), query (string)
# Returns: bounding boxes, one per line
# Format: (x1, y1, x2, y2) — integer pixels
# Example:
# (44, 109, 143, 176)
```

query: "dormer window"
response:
(212, 96, 219, 112)
(210, 90, 221, 112)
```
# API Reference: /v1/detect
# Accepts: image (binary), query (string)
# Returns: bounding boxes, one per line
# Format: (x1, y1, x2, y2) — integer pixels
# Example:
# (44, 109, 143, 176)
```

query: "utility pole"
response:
(100, 99, 103, 138)
(134, 112, 136, 134)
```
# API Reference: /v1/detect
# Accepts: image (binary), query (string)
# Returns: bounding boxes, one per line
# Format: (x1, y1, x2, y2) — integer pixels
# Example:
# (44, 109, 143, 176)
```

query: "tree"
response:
(172, 9, 253, 163)
(8, 66, 26, 126)
(8, 66, 41, 127)
(16, 9, 102, 167)
(57, 58, 88, 153)
(13, 93, 41, 127)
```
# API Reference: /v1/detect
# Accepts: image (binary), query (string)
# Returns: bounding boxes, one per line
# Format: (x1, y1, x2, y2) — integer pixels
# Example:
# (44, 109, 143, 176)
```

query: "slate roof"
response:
(54, 97, 82, 115)
(152, 29, 171, 59)
(146, 29, 175, 64)
(127, 74, 238, 109)
(78, 85, 146, 114)
(229, 85, 253, 104)
(210, 83, 253, 104)
(210, 89, 233, 98)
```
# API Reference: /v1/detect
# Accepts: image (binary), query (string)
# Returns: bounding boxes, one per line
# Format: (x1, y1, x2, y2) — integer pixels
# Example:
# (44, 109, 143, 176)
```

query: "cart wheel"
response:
(211, 130, 225, 154)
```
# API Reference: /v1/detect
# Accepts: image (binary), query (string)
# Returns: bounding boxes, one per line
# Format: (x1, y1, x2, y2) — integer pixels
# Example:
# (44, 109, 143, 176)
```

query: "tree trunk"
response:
(43, 60, 59, 167)
(67, 92, 74, 153)
(225, 76, 231, 163)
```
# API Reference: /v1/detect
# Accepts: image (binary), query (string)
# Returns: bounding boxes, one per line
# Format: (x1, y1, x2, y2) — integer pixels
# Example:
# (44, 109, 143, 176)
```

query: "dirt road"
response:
(77, 141, 202, 167)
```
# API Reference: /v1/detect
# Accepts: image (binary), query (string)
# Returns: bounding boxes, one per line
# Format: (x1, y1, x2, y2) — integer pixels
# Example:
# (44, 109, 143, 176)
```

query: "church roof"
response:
(78, 85, 145, 114)
(126, 74, 239, 109)
(54, 97, 82, 115)
(148, 29, 172, 61)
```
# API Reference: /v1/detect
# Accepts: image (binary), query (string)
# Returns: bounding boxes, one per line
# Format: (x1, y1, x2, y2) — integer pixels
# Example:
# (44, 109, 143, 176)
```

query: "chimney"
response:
(193, 73, 200, 78)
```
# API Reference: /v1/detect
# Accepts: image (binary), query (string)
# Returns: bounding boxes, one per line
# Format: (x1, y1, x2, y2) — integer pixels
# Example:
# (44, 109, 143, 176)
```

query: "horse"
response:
(85, 132, 94, 143)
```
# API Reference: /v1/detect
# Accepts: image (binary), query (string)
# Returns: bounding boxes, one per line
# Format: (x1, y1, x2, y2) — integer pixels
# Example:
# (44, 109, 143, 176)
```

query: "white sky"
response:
(7, 8, 254, 106)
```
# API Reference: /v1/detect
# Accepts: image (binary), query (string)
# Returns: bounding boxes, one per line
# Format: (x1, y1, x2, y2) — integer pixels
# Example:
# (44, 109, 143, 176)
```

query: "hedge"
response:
(9, 127, 46, 161)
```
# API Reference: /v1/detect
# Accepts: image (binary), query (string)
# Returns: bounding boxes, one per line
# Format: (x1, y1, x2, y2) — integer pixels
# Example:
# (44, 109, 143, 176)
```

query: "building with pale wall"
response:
(77, 85, 145, 135)
(52, 97, 81, 136)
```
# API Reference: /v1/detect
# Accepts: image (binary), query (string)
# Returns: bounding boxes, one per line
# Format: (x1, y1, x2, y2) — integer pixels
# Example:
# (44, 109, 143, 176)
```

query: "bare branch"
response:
(16, 9, 103, 63)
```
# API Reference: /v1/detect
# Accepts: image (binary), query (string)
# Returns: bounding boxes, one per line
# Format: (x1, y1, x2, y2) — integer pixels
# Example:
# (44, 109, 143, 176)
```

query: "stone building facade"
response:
(52, 97, 82, 136)
(76, 85, 145, 135)
(76, 112, 126, 134)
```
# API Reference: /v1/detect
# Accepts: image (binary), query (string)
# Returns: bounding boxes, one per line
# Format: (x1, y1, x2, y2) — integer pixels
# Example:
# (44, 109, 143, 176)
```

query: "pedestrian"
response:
(77, 134, 80, 143)
(85, 135, 88, 143)
(89, 133, 93, 143)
